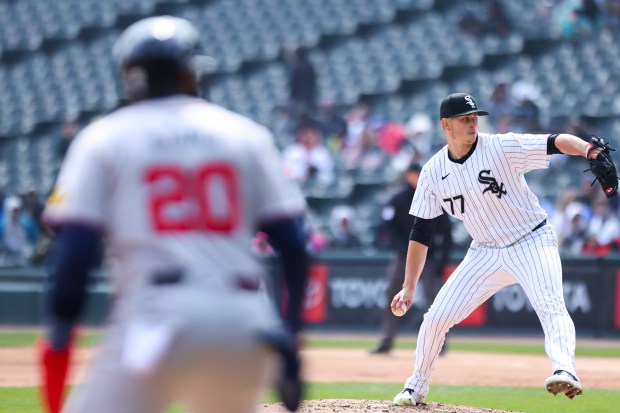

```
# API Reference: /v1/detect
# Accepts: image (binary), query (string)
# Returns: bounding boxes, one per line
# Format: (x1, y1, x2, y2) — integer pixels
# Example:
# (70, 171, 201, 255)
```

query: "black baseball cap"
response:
(440, 93, 489, 119)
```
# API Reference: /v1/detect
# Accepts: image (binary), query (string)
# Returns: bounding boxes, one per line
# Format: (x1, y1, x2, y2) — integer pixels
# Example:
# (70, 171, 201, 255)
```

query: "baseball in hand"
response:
(392, 302, 408, 317)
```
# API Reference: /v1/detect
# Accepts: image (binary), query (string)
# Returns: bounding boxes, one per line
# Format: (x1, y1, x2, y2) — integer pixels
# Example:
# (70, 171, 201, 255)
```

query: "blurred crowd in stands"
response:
(0, 119, 79, 267)
(3, 58, 618, 267)
(4, 0, 620, 266)
(0, 189, 48, 266)
(458, 0, 620, 43)
(537, 0, 620, 42)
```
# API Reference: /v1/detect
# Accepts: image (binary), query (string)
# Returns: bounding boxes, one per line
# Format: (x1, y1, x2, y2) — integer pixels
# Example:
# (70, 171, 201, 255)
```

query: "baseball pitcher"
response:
(392, 92, 618, 406)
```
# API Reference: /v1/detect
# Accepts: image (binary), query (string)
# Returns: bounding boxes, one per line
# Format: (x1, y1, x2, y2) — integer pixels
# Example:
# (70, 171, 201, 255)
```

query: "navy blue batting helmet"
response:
(113, 16, 214, 99)
(114, 16, 204, 68)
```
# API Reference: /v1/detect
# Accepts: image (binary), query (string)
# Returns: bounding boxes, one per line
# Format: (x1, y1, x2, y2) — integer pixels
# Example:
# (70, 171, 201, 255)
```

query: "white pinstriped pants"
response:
(404, 225, 577, 398)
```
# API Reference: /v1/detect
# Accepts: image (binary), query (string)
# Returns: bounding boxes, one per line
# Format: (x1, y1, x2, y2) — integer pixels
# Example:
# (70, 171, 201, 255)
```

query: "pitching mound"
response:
(258, 399, 525, 413)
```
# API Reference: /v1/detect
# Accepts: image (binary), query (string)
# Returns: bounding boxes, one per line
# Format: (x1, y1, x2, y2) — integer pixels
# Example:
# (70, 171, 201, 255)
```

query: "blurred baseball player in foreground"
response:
(39, 16, 309, 413)
(392, 92, 618, 406)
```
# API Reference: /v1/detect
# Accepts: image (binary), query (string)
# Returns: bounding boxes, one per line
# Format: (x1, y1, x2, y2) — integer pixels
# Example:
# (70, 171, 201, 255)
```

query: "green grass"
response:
(305, 337, 620, 358)
(0, 331, 100, 348)
(2, 332, 618, 358)
(0, 387, 39, 413)
(4, 384, 619, 413)
(0, 332, 43, 347)
(0, 387, 187, 413)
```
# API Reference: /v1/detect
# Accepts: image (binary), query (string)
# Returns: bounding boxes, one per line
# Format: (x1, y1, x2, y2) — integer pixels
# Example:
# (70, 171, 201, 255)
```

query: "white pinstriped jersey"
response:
(410, 132, 550, 247)
(44, 95, 306, 291)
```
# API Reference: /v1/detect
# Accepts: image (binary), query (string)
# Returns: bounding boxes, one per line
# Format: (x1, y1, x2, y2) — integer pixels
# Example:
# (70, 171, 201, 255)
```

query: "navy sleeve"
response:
(408, 216, 438, 247)
(260, 216, 309, 334)
(435, 213, 453, 266)
(45, 224, 102, 348)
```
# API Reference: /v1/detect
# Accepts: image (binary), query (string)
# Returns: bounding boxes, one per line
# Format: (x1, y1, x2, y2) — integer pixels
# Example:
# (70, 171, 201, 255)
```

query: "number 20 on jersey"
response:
(144, 163, 240, 233)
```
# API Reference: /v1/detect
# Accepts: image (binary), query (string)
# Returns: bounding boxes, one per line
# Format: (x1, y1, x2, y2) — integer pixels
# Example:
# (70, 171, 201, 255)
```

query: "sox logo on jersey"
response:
(478, 170, 507, 198)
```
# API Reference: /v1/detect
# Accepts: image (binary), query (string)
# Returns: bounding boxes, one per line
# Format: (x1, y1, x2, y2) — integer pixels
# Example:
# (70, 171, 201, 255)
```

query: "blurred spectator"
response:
(386, 113, 433, 174)
(308, 231, 329, 252)
(511, 79, 543, 133)
(487, 80, 516, 130)
(21, 189, 54, 265)
(344, 103, 382, 149)
(564, 116, 594, 140)
(603, 0, 620, 31)
(285, 45, 317, 116)
(578, 173, 599, 209)
(458, 0, 511, 36)
(22, 189, 46, 234)
(580, 0, 603, 19)
(551, 189, 592, 246)
(535, 0, 561, 28)
(0, 196, 38, 265)
(511, 79, 540, 106)
(485, 0, 512, 35)
(341, 127, 388, 172)
(458, 1, 487, 35)
(548, 117, 594, 181)
(303, 215, 329, 253)
(328, 205, 362, 249)
(583, 195, 620, 256)
(270, 103, 297, 150)
(404, 112, 434, 158)
(495, 115, 516, 134)
(559, 204, 589, 256)
(377, 121, 407, 156)
(554, 0, 604, 43)
(56, 120, 79, 160)
(316, 98, 348, 152)
(24, 190, 53, 265)
(282, 122, 335, 185)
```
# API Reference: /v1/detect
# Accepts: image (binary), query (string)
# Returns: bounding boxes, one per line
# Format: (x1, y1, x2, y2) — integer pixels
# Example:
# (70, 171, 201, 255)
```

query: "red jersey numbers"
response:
(144, 163, 240, 233)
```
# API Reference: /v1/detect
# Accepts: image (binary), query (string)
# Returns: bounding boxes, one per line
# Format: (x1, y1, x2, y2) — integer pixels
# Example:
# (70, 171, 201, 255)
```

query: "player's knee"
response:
(423, 308, 455, 330)
(533, 304, 570, 322)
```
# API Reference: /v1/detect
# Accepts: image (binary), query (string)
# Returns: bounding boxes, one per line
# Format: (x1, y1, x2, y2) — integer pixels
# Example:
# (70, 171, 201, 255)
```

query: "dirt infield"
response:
(302, 348, 620, 389)
(259, 400, 526, 413)
(4, 346, 620, 389)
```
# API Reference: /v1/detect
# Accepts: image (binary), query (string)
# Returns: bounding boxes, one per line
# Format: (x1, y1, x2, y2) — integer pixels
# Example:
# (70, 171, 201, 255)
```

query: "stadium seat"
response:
(0, 0, 618, 199)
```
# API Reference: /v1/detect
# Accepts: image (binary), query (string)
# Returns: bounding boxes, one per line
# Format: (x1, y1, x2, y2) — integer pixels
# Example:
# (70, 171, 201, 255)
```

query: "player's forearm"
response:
(402, 240, 428, 289)
(554, 134, 590, 158)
